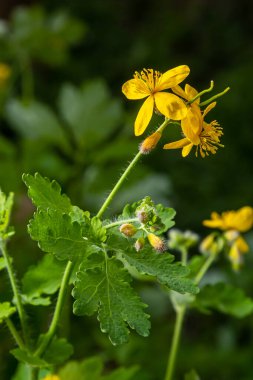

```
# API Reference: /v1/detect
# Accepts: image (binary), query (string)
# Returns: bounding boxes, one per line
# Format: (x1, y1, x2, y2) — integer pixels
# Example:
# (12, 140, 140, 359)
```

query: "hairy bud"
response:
(119, 223, 137, 237)
(147, 233, 166, 252)
(139, 131, 162, 154)
(134, 237, 145, 252)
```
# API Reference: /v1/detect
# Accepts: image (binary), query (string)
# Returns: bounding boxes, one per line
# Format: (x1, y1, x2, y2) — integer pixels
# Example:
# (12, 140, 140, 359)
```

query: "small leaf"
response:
(192, 283, 253, 318)
(73, 251, 150, 345)
(0, 190, 14, 235)
(184, 369, 201, 380)
(155, 204, 176, 233)
(10, 348, 47, 366)
(22, 254, 67, 304)
(59, 356, 103, 380)
(23, 173, 72, 212)
(28, 209, 91, 261)
(43, 337, 74, 365)
(0, 302, 16, 323)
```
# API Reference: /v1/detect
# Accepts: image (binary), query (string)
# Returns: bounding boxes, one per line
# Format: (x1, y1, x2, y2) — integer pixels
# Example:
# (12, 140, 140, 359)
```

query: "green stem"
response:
(96, 151, 143, 218)
(194, 253, 216, 285)
(34, 261, 73, 357)
(188, 80, 214, 104)
(6, 318, 25, 350)
(0, 240, 29, 344)
(104, 217, 139, 229)
(180, 247, 188, 266)
(200, 87, 230, 107)
(29, 366, 39, 380)
(164, 306, 186, 380)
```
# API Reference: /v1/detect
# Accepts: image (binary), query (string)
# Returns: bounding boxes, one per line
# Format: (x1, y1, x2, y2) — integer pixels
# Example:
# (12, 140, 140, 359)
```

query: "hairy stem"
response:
(34, 261, 73, 357)
(96, 151, 143, 218)
(164, 306, 186, 380)
(104, 217, 139, 229)
(0, 240, 29, 344)
(6, 318, 25, 350)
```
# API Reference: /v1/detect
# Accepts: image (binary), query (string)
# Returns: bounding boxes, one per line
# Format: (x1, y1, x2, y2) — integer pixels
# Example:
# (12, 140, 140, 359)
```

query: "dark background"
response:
(0, 1, 253, 379)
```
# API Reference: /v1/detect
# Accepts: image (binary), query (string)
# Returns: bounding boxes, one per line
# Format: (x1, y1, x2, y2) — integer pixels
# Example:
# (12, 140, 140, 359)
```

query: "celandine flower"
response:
(122, 65, 190, 136)
(163, 102, 223, 157)
(42, 375, 60, 380)
(203, 207, 253, 270)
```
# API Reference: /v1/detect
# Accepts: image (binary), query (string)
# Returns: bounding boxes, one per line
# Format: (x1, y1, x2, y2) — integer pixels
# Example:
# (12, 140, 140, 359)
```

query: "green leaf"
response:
(58, 356, 138, 380)
(184, 369, 201, 380)
(42, 337, 74, 365)
(5, 99, 66, 145)
(22, 172, 72, 212)
(28, 208, 92, 261)
(155, 204, 176, 233)
(73, 251, 150, 345)
(192, 283, 253, 318)
(22, 254, 67, 304)
(0, 190, 14, 235)
(120, 247, 198, 294)
(0, 302, 16, 323)
(59, 356, 103, 380)
(0, 257, 6, 271)
(58, 80, 123, 147)
(10, 348, 47, 367)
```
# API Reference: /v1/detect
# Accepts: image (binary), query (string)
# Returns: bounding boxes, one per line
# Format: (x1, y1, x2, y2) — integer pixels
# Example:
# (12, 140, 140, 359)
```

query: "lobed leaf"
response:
(192, 283, 253, 318)
(0, 302, 16, 323)
(73, 251, 150, 345)
(22, 172, 72, 212)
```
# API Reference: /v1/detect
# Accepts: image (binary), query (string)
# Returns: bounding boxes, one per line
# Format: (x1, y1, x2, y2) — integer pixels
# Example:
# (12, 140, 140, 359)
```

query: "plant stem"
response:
(0, 240, 29, 344)
(180, 247, 188, 266)
(96, 151, 143, 218)
(6, 318, 25, 350)
(104, 217, 139, 229)
(194, 253, 216, 285)
(34, 261, 73, 357)
(29, 366, 39, 380)
(164, 306, 186, 380)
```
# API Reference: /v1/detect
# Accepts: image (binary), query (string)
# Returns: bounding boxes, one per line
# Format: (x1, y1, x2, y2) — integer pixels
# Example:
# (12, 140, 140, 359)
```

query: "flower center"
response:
(196, 121, 223, 157)
(134, 69, 162, 93)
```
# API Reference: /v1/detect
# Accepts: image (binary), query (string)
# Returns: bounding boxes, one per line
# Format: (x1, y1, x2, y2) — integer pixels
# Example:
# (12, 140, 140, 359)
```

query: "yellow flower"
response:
(163, 102, 223, 157)
(172, 83, 200, 105)
(42, 376, 60, 380)
(122, 65, 190, 136)
(0, 63, 11, 85)
(203, 207, 253, 232)
(203, 207, 253, 271)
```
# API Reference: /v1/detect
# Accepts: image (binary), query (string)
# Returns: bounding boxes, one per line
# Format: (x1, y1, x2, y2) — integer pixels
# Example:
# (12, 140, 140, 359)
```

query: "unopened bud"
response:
(134, 237, 145, 252)
(136, 209, 149, 223)
(139, 131, 162, 154)
(147, 233, 166, 252)
(119, 223, 137, 237)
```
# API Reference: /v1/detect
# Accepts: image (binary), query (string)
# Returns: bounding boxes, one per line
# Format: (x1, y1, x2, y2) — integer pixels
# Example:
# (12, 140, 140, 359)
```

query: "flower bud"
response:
(119, 223, 137, 237)
(147, 233, 166, 252)
(136, 209, 149, 223)
(134, 237, 145, 252)
(139, 131, 162, 154)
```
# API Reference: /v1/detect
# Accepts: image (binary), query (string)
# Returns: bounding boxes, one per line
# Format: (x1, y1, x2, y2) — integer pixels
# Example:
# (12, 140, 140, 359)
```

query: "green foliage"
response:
(28, 209, 91, 261)
(1, 5, 85, 66)
(0, 302, 16, 323)
(6, 99, 67, 146)
(58, 80, 123, 148)
(0, 190, 14, 237)
(192, 283, 253, 318)
(184, 369, 200, 380)
(41, 337, 74, 365)
(22, 254, 66, 305)
(23, 173, 72, 212)
(73, 251, 150, 345)
(58, 356, 138, 380)
(0, 257, 6, 271)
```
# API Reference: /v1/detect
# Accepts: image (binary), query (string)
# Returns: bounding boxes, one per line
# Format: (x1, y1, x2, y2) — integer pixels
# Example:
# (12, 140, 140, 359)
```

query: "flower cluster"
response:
(203, 206, 253, 270)
(122, 66, 229, 158)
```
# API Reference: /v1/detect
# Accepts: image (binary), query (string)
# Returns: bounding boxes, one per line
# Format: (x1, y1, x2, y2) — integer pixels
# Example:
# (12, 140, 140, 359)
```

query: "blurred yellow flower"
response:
(203, 207, 253, 232)
(122, 65, 190, 136)
(163, 102, 223, 158)
(203, 207, 253, 271)
(42, 375, 60, 380)
(0, 63, 11, 85)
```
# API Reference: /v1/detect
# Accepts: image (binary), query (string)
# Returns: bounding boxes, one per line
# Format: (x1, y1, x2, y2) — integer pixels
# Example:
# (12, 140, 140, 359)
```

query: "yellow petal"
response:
(163, 138, 189, 150)
(154, 92, 187, 120)
(156, 65, 190, 91)
(235, 236, 249, 253)
(181, 106, 202, 143)
(122, 79, 150, 99)
(185, 84, 200, 104)
(134, 96, 154, 136)
(232, 206, 253, 232)
(171, 85, 187, 100)
(203, 101, 216, 118)
(182, 143, 194, 157)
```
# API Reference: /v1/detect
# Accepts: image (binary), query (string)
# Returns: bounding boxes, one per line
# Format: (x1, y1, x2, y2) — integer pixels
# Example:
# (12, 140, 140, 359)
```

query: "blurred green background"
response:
(0, 1, 253, 379)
